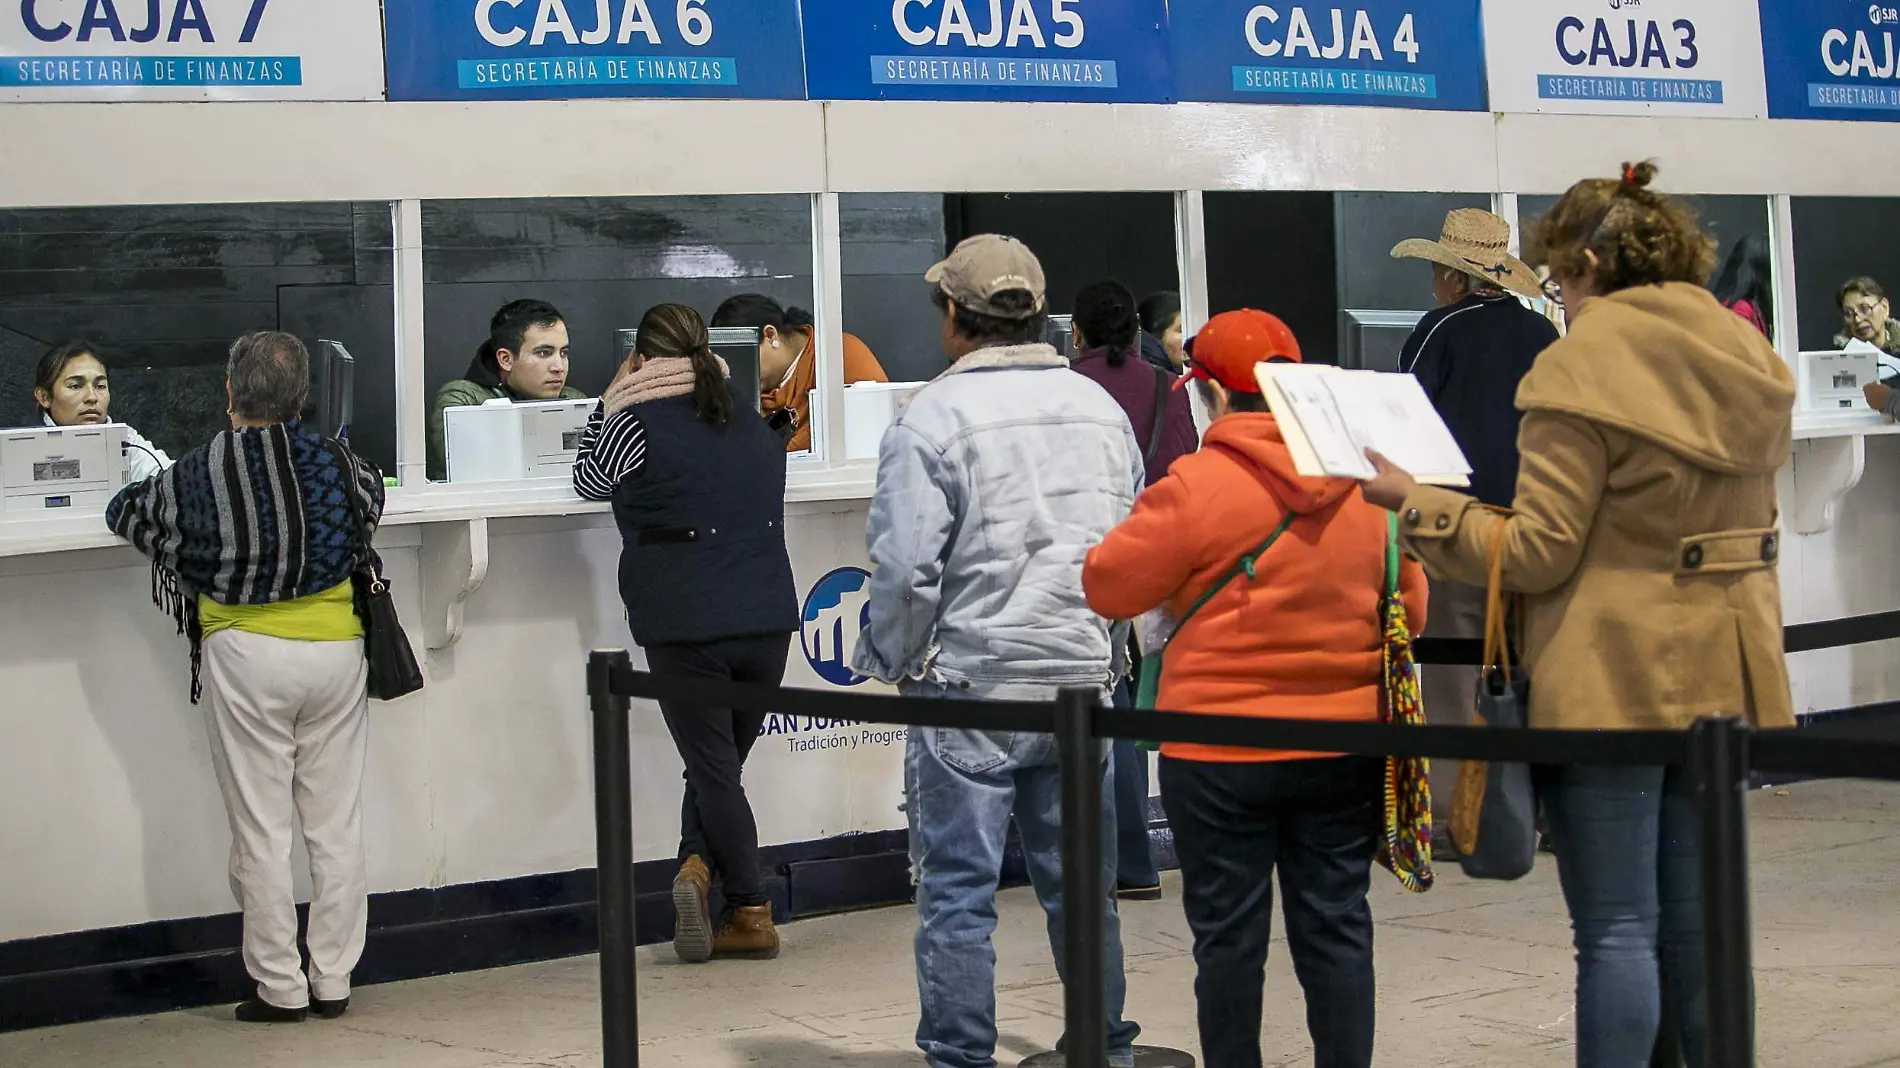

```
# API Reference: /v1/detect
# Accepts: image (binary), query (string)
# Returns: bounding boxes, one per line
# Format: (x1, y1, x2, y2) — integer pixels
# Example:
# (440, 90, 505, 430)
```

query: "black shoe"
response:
(311, 997, 349, 1020)
(1116, 883, 1164, 902)
(234, 999, 306, 1024)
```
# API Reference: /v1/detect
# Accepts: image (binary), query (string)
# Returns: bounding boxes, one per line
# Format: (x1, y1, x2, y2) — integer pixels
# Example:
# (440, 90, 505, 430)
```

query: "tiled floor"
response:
(3, 779, 1897, 1067)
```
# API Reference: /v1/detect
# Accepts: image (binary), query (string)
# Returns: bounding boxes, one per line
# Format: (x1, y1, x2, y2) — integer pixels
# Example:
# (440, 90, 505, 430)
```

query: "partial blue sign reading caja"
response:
(1760, 0, 1900, 119)
(804, 0, 1173, 103)
(384, 0, 805, 100)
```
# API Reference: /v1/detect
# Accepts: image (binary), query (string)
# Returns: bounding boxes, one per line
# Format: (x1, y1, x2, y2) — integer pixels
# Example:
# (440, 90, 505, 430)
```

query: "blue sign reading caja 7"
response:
(1759, 0, 1900, 120)
(802, 0, 1174, 103)
(383, 0, 805, 100)
(1170, 0, 1486, 111)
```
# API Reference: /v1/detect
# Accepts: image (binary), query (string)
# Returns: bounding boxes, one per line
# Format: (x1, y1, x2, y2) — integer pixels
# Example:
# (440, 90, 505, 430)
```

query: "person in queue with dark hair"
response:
(33, 337, 172, 482)
(572, 302, 797, 965)
(851, 235, 1143, 1068)
(1137, 290, 1185, 374)
(107, 331, 386, 1025)
(708, 293, 887, 452)
(1068, 278, 1197, 902)
(426, 299, 586, 480)
(1362, 161, 1795, 1068)
(1709, 235, 1774, 338)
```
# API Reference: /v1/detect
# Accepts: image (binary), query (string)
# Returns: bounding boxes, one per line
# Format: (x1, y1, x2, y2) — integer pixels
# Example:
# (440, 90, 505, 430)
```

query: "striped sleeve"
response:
(573, 402, 647, 501)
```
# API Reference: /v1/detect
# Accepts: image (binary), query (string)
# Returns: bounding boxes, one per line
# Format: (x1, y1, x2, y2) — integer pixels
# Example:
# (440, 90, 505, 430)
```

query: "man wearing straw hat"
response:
(1391, 208, 1559, 841)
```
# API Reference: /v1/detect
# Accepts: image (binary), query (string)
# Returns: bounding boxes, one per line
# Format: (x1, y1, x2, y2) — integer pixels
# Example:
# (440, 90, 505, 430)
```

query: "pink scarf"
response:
(602, 355, 729, 417)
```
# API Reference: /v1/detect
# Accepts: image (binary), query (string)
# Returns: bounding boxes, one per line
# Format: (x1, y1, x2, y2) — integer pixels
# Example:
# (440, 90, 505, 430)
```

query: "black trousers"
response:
(644, 633, 790, 911)
(1159, 754, 1383, 1068)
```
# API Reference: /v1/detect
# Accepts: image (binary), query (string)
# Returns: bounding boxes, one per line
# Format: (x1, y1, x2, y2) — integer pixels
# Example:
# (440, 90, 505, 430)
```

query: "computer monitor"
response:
(314, 340, 356, 439)
(1340, 309, 1428, 372)
(1045, 314, 1074, 358)
(616, 326, 762, 413)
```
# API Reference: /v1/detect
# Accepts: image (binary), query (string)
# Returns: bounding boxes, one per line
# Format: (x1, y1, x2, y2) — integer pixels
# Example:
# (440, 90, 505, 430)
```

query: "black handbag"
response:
(325, 440, 425, 701)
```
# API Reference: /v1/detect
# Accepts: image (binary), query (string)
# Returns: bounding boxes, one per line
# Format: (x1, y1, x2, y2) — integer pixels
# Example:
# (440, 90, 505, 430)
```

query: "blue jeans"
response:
(906, 719, 1141, 1068)
(1543, 765, 1708, 1068)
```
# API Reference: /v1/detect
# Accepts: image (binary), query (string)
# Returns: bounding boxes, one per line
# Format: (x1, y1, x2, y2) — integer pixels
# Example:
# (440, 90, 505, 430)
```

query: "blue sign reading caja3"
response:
(802, 0, 1173, 103)
(1170, 0, 1486, 111)
(1759, 0, 1900, 120)
(383, 0, 806, 100)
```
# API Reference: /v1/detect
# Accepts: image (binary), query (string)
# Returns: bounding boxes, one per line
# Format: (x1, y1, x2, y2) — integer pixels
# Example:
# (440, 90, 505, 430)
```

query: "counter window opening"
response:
(417, 194, 823, 486)
(1788, 199, 1900, 423)
(0, 200, 397, 516)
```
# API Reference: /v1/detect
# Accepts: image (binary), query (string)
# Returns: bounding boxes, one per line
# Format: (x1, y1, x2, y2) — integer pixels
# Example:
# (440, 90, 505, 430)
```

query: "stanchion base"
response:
(1018, 1046, 1196, 1067)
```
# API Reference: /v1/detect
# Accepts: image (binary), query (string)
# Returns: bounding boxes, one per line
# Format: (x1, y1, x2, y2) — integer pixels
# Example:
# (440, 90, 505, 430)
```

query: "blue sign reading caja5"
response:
(383, 0, 805, 100)
(1170, 0, 1485, 111)
(802, 0, 1173, 102)
(1760, 0, 1900, 120)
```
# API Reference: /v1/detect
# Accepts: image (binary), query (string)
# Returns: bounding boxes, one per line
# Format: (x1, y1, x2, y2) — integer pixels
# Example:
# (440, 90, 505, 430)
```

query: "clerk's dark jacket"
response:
(1399, 291, 1560, 509)
(573, 382, 797, 646)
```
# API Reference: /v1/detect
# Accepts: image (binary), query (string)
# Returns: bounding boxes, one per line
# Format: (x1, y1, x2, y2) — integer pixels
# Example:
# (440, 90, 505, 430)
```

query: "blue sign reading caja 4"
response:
(383, 0, 805, 100)
(803, 0, 1173, 102)
(1760, 0, 1900, 120)
(1170, 0, 1486, 111)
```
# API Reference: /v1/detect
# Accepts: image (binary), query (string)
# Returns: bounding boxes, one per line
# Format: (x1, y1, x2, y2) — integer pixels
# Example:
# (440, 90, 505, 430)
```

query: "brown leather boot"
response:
(710, 905, 780, 960)
(671, 855, 713, 963)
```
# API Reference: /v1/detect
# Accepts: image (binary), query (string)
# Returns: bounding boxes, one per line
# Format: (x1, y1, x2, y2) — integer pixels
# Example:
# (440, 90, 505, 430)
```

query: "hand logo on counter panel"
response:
(801, 567, 872, 687)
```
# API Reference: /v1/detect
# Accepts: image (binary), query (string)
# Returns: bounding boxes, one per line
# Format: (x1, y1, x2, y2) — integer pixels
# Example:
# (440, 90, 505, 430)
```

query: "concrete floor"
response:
(4, 779, 1898, 1068)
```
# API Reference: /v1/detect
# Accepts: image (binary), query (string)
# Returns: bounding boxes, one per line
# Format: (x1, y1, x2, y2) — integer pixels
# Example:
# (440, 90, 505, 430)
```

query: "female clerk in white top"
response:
(33, 338, 172, 483)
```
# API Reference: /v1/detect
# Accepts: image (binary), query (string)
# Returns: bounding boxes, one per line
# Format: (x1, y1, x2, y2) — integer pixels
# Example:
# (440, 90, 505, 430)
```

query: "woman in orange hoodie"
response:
(1083, 310, 1427, 1068)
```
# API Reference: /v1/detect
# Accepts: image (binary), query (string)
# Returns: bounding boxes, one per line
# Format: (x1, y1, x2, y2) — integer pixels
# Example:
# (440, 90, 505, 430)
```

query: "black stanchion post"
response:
(1057, 687, 1106, 1068)
(1691, 716, 1754, 1068)
(590, 650, 638, 1068)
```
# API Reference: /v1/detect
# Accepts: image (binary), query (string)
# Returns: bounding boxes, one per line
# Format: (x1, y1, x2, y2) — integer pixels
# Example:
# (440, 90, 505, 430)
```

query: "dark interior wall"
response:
(1204, 192, 1339, 364)
(944, 192, 1181, 317)
(419, 196, 814, 411)
(0, 202, 396, 472)
(840, 194, 947, 384)
(1517, 194, 1771, 321)
(1335, 192, 1495, 311)
(1792, 198, 1900, 351)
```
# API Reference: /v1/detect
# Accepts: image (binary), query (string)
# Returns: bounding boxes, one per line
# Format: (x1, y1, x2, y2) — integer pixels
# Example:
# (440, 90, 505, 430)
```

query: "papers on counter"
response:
(1254, 363, 1472, 486)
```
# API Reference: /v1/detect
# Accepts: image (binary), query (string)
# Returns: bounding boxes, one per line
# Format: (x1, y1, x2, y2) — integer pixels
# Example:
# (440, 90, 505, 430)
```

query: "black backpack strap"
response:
(1143, 363, 1173, 466)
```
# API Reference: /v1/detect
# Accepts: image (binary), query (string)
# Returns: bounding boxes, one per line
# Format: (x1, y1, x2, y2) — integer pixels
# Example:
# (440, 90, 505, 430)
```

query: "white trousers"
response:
(201, 629, 370, 1010)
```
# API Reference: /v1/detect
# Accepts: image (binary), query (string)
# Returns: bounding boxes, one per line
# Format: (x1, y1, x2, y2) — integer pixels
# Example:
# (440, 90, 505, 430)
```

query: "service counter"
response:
(5, 438, 1900, 964)
(0, 471, 899, 950)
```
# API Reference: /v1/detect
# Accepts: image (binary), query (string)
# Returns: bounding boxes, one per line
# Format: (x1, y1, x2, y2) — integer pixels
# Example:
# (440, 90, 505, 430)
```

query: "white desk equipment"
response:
(1798, 348, 1881, 414)
(843, 381, 926, 459)
(443, 398, 595, 484)
(1, 422, 128, 513)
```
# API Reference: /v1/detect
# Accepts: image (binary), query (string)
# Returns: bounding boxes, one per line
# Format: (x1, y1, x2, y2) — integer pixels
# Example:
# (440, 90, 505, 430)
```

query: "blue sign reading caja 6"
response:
(383, 0, 805, 100)
(1170, 0, 1484, 110)
(802, 0, 1173, 102)
(1760, 0, 1900, 120)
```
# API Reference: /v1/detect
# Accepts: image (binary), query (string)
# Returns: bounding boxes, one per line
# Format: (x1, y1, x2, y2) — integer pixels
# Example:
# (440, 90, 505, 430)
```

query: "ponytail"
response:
(691, 343, 732, 426)
(635, 301, 731, 425)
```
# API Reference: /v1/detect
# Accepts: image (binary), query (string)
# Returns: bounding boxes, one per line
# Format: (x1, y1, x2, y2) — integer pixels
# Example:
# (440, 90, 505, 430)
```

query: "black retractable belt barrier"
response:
(589, 650, 639, 1068)
(1691, 717, 1755, 1068)
(1055, 688, 1107, 1068)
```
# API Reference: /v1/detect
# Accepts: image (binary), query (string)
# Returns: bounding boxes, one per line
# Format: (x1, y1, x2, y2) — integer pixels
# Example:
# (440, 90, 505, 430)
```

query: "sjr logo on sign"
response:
(19, 0, 264, 43)
(474, 0, 714, 48)
(801, 567, 872, 688)
(1245, 6, 1420, 63)
(891, 0, 1085, 48)
(1555, 16, 1698, 70)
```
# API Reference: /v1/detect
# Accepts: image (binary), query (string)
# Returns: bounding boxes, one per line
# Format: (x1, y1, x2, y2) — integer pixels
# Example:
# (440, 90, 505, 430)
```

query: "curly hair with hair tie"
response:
(1531, 160, 1717, 295)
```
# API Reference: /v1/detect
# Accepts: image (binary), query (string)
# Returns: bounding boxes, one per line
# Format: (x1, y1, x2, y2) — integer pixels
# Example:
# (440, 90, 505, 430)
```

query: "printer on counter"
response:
(1, 422, 129, 513)
(442, 397, 595, 484)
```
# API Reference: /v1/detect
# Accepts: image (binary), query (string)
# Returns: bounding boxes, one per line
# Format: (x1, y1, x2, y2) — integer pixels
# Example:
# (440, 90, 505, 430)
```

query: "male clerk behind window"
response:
(427, 299, 587, 481)
(1390, 209, 1557, 839)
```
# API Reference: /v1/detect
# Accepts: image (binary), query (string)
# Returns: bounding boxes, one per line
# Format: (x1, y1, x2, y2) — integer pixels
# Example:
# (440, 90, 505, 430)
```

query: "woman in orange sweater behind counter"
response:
(1082, 309, 1426, 1068)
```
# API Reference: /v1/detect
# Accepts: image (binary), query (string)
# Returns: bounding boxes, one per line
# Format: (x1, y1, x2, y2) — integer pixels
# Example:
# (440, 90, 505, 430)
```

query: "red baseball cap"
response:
(1182, 309, 1301, 394)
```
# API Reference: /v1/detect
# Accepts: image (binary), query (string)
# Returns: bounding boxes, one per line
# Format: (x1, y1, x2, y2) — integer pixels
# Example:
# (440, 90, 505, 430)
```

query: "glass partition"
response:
(1205, 192, 1491, 367)
(418, 195, 815, 481)
(1791, 198, 1900, 356)
(0, 201, 398, 507)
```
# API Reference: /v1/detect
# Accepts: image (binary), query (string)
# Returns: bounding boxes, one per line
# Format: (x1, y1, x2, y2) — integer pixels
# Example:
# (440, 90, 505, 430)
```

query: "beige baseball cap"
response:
(925, 234, 1048, 320)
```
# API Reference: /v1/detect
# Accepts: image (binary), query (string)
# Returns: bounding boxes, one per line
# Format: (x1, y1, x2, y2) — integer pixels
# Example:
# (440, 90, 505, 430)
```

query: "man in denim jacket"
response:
(852, 235, 1144, 1068)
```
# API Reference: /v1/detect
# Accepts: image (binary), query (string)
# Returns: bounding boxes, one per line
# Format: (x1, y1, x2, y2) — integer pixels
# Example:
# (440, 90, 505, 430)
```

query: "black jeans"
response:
(1159, 754, 1382, 1068)
(644, 633, 790, 911)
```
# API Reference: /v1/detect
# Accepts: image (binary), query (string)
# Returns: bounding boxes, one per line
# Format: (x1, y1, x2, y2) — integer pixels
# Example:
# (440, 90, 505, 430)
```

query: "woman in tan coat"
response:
(1362, 162, 1795, 1068)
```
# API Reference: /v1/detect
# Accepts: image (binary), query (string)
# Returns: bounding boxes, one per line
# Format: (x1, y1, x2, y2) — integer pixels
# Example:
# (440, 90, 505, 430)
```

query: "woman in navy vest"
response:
(574, 302, 798, 965)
